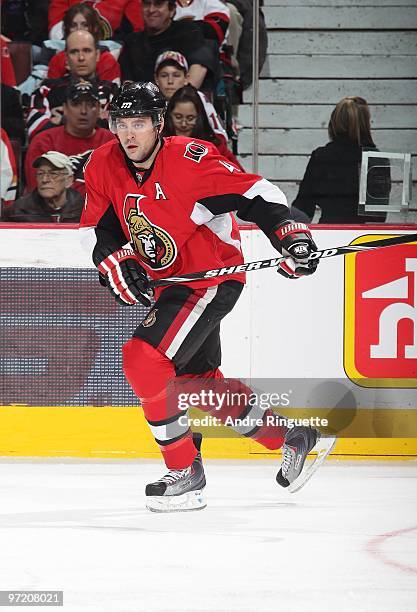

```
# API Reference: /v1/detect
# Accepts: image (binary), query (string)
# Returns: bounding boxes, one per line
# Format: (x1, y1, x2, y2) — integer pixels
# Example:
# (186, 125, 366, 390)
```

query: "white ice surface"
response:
(0, 460, 416, 612)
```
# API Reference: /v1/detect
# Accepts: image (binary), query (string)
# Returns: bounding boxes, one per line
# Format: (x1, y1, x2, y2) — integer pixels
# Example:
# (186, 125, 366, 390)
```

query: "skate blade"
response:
(288, 436, 336, 494)
(146, 489, 207, 513)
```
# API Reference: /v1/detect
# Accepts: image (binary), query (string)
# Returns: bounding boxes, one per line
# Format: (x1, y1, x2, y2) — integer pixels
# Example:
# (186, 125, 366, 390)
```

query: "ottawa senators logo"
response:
(123, 195, 177, 270)
(184, 141, 208, 163)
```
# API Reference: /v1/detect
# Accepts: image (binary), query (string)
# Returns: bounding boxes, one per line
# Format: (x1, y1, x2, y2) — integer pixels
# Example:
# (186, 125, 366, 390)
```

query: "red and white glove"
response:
(270, 221, 319, 279)
(97, 247, 152, 306)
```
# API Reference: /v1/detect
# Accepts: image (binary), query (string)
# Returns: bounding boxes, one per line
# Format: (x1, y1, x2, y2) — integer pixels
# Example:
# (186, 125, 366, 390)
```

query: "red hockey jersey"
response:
(80, 137, 289, 295)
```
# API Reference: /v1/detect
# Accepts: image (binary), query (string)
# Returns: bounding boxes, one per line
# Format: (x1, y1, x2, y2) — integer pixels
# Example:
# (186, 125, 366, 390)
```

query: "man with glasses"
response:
(80, 82, 330, 513)
(2, 151, 83, 223)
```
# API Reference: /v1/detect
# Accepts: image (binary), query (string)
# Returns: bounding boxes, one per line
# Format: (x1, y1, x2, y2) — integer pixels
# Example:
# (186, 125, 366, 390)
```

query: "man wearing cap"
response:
(24, 79, 115, 197)
(154, 50, 228, 143)
(119, 0, 219, 95)
(2, 151, 83, 223)
(27, 30, 117, 141)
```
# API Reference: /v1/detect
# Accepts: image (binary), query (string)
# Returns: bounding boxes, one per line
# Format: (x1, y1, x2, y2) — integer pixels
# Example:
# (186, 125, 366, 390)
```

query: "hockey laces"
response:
(158, 467, 191, 484)
(281, 446, 295, 476)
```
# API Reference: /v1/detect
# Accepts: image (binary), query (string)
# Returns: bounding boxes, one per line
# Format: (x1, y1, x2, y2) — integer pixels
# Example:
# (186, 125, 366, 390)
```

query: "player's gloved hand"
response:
(269, 221, 318, 279)
(97, 247, 152, 306)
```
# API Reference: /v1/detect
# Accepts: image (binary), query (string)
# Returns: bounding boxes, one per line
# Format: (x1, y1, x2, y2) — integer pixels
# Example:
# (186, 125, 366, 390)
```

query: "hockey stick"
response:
(149, 232, 417, 289)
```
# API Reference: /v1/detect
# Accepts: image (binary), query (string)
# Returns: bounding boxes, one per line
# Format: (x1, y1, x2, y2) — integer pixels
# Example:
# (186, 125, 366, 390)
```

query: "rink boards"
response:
(0, 224, 416, 459)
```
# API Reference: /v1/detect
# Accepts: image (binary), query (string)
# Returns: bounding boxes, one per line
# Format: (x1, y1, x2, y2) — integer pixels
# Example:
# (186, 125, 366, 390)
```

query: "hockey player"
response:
(80, 81, 334, 512)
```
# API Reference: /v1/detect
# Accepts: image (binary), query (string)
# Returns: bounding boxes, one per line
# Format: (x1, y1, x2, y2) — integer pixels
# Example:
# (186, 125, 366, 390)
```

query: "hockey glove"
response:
(270, 221, 318, 279)
(97, 247, 152, 307)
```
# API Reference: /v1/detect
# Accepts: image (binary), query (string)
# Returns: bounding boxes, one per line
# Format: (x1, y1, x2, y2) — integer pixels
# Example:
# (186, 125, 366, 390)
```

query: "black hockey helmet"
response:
(109, 81, 167, 132)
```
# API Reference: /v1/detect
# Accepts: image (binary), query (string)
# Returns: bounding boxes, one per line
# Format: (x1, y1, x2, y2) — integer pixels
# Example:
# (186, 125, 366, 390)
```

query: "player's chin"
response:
(124, 145, 141, 160)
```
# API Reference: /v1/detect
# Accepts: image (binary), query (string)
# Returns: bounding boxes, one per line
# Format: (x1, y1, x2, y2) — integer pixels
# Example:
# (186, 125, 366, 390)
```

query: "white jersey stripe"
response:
(148, 417, 189, 442)
(205, 213, 241, 251)
(243, 178, 288, 207)
(165, 286, 219, 359)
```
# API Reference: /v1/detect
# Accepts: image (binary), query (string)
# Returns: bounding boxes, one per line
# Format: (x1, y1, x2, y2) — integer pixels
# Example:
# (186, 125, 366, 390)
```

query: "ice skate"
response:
(276, 426, 336, 493)
(145, 433, 206, 512)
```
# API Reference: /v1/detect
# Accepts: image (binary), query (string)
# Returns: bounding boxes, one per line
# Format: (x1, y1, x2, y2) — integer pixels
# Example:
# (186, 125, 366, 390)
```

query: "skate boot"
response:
(145, 432, 206, 513)
(276, 426, 336, 493)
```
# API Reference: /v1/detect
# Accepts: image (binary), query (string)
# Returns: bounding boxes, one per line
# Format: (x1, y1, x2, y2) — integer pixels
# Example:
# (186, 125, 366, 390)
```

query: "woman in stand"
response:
(292, 96, 390, 224)
(163, 84, 244, 171)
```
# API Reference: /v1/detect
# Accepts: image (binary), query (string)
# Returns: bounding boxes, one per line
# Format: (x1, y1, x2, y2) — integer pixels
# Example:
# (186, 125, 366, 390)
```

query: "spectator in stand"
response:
(119, 0, 219, 94)
(48, 0, 144, 40)
(163, 84, 243, 169)
(0, 128, 18, 210)
(25, 79, 115, 196)
(169, 1, 240, 140)
(1, 83, 25, 143)
(2, 151, 83, 223)
(154, 50, 228, 144)
(174, 0, 229, 49)
(26, 30, 116, 141)
(47, 3, 121, 85)
(226, 0, 267, 90)
(291, 96, 391, 224)
(224, 3, 243, 70)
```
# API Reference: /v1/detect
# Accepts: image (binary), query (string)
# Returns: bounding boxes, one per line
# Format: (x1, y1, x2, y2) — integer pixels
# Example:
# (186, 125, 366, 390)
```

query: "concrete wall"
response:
(238, 0, 417, 208)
